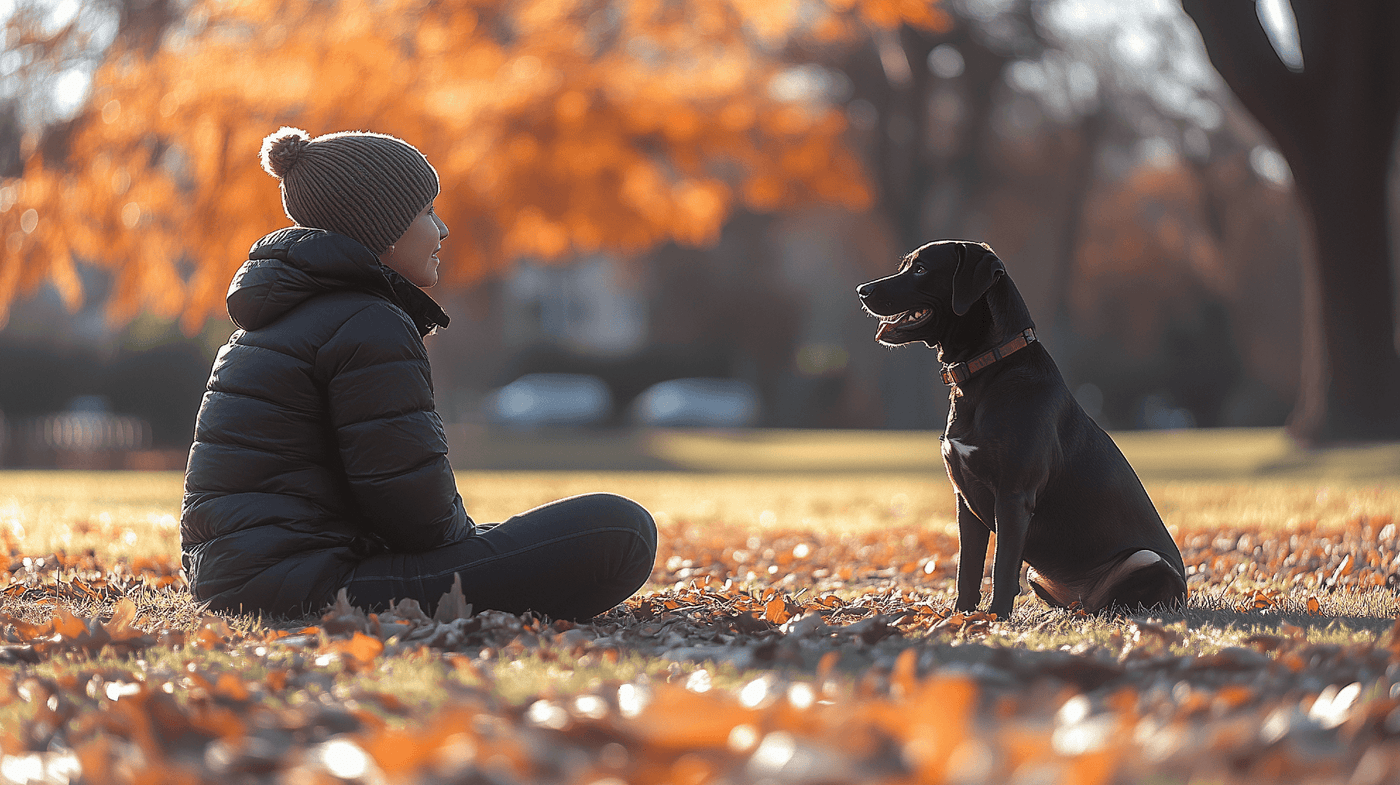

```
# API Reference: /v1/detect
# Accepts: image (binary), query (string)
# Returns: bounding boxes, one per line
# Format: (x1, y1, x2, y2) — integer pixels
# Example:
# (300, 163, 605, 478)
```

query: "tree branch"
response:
(1180, 0, 1312, 153)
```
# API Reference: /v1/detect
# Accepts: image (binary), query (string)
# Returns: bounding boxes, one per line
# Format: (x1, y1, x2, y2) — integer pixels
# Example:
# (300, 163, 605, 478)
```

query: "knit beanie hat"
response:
(259, 127, 440, 256)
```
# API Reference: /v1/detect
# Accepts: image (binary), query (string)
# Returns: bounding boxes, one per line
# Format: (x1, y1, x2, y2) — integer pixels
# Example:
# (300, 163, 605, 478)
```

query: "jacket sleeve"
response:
(316, 301, 473, 552)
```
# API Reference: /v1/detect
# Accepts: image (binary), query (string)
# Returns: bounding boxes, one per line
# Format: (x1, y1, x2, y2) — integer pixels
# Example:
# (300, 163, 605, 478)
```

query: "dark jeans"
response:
(344, 493, 657, 620)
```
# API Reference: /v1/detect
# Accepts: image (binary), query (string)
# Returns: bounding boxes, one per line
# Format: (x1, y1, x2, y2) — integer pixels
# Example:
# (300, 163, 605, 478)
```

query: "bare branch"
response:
(1180, 0, 1313, 153)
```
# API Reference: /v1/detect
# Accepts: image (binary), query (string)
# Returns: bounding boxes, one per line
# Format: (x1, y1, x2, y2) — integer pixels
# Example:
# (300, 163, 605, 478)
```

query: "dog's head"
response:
(855, 240, 1006, 348)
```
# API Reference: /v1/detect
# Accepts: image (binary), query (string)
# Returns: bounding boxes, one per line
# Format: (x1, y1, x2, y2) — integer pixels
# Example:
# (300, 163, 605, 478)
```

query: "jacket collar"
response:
(229, 228, 449, 336)
(379, 265, 451, 336)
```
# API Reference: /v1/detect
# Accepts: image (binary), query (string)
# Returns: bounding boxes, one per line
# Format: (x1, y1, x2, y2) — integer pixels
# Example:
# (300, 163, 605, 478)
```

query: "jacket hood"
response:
(226, 228, 450, 335)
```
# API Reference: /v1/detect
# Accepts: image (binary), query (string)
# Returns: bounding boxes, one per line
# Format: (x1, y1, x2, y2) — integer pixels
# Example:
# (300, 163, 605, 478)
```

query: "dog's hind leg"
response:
(1025, 567, 1075, 608)
(1086, 550, 1187, 613)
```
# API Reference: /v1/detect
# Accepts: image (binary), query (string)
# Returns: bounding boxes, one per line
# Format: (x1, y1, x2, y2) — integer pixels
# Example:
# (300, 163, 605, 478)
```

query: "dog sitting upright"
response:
(856, 240, 1187, 618)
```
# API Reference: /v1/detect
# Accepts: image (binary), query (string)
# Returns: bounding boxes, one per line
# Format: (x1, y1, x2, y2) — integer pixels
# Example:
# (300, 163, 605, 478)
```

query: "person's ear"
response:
(951, 242, 1006, 316)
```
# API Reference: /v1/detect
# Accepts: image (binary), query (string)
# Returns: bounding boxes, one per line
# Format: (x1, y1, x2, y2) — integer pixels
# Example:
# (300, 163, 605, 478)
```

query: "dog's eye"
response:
(912, 263, 926, 275)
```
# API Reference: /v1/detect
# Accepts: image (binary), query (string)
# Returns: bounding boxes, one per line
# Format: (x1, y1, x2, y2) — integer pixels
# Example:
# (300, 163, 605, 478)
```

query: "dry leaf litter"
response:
(2, 517, 1400, 783)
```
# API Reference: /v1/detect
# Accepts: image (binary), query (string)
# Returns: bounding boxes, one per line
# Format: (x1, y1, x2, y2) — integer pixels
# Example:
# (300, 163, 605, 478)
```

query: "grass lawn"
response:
(2, 427, 1400, 784)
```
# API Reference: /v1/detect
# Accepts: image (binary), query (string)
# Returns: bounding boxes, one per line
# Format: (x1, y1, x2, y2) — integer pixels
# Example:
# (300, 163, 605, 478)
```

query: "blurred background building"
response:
(1, 0, 1395, 467)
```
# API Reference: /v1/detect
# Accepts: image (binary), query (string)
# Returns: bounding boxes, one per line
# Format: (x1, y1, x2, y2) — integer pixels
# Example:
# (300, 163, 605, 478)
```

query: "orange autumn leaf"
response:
(186, 702, 247, 739)
(329, 631, 386, 671)
(101, 598, 143, 642)
(875, 676, 978, 781)
(627, 683, 758, 750)
(264, 669, 290, 692)
(51, 607, 89, 639)
(933, 612, 965, 631)
(763, 594, 793, 625)
(361, 727, 449, 777)
(4, 615, 53, 641)
(890, 647, 918, 698)
(194, 616, 235, 650)
(447, 654, 483, 680)
(1216, 685, 1253, 709)
(1242, 590, 1276, 611)
(211, 673, 251, 703)
(1068, 748, 1123, 785)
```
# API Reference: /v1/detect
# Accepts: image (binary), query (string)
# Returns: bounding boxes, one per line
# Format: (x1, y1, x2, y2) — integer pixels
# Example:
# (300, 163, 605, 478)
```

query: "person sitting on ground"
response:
(180, 127, 657, 619)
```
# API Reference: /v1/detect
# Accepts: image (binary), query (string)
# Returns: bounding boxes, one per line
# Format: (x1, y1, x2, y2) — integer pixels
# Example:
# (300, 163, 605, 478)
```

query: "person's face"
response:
(380, 202, 449, 288)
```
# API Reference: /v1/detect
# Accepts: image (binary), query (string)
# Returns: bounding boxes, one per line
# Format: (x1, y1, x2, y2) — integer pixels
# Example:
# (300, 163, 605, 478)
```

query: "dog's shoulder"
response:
(950, 359, 1081, 466)
(970, 363, 1075, 423)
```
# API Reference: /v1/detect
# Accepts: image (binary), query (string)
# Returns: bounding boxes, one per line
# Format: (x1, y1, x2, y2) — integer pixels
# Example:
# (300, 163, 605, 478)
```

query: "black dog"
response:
(856, 240, 1187, 618)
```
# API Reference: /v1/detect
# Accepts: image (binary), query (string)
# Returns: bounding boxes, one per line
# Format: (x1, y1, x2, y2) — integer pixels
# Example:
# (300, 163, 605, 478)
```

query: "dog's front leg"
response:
(988, 492, 1034, 618)
(954, 496, 988, 612)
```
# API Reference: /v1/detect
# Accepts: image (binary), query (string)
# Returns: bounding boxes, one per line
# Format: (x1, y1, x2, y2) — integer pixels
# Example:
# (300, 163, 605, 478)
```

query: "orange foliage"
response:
(0, 0, 948, 329)
(1074, 162, 1225, 354)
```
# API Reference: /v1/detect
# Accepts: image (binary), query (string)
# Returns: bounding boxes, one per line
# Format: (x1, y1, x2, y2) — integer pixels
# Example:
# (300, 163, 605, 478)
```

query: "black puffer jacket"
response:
(181, 228, 473, 616)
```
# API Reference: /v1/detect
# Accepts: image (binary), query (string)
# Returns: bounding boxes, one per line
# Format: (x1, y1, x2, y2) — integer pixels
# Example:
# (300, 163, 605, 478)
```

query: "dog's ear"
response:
(951, 242, 1006, 316)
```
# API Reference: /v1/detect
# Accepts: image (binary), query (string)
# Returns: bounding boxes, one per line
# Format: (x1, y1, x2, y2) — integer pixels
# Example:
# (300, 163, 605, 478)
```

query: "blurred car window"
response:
(485, 373, 613, 427)
(629, 378, 760, 428)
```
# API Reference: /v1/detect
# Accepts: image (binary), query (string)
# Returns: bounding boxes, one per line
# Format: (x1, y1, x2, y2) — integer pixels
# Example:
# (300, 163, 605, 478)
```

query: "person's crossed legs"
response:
(344, 493, 657, 620)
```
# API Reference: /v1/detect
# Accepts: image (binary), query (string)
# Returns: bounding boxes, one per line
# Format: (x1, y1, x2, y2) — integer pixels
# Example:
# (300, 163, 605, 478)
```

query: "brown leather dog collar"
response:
(941, 328, 1037, 386)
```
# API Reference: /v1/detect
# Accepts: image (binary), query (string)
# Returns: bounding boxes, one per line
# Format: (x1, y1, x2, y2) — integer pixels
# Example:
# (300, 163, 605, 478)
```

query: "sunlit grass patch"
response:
(3, 468, 1399, 565)
(1151, 480, 1399, 534)
(0, 471, 182, 560)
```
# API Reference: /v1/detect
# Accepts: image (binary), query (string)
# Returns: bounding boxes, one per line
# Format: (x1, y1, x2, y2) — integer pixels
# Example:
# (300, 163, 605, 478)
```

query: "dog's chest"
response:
(941, 434, 989, 503)
(942, 436, 979, 462)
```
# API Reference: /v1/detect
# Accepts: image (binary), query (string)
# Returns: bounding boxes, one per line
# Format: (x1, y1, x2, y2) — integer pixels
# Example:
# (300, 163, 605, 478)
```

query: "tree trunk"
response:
(867, 25, 937, 251)
(1047, 109, 1106, 341)
(1183, 0, 1400, 444)
(1289, 133, 1400, 441)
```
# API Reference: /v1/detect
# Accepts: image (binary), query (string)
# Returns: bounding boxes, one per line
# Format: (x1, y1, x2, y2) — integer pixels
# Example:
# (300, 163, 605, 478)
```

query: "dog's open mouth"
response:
(875, 308, 932, 341)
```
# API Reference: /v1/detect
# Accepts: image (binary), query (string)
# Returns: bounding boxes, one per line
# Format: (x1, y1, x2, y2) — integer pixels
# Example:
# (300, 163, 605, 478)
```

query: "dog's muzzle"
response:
(874, 309, 933, 342)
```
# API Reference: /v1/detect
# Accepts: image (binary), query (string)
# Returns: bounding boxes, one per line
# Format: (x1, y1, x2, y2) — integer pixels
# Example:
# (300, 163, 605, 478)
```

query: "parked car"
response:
(628, 378, 760, 428)
(484, 373, 613, 427)
(12, 395, 156, 469)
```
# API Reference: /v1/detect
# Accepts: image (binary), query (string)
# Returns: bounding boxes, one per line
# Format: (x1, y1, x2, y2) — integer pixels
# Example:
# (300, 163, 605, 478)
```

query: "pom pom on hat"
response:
(260, 127, 311, 179)
(258, 127, 440, 255)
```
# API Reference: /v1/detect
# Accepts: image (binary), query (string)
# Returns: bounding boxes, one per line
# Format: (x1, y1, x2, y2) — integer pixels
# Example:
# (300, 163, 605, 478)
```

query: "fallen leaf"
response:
(329, 631, 385, 672)
(433, 573, 473, 623)
(763, 594, 792, 625)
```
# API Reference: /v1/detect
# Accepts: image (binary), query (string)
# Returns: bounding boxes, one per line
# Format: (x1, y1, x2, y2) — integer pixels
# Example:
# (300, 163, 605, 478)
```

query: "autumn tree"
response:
(0, 0, 946, 332)
(1182, 1, 1400, 444)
